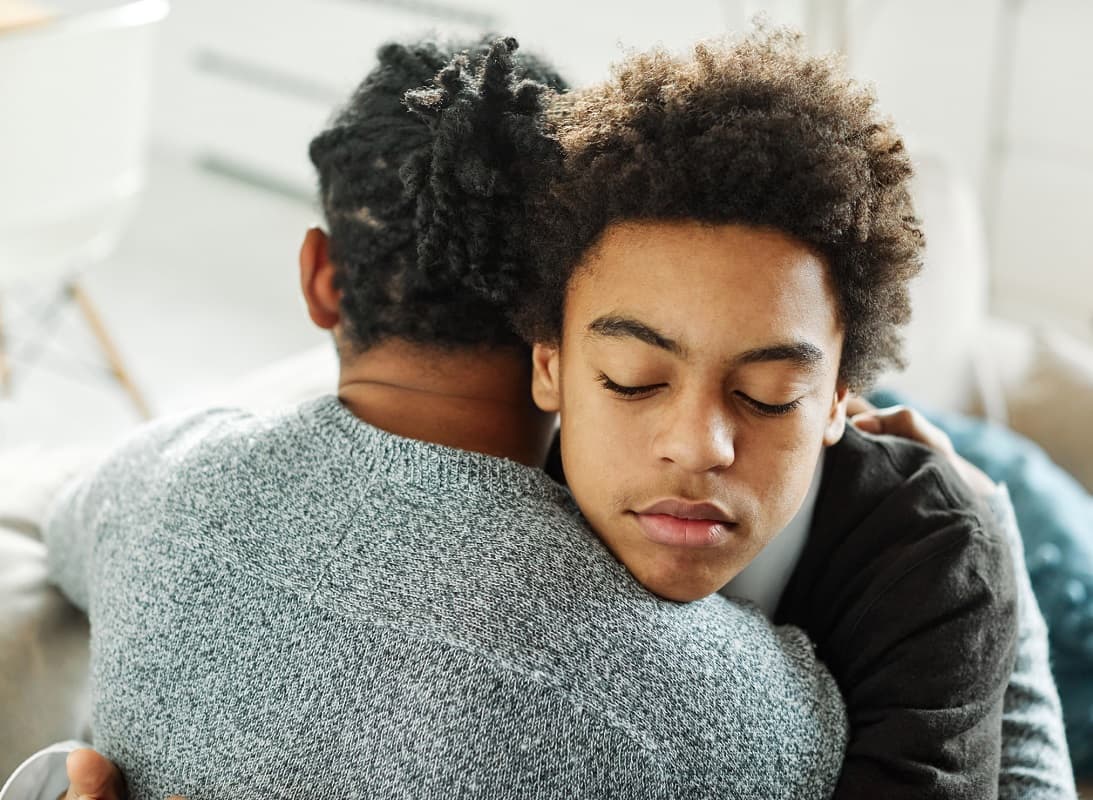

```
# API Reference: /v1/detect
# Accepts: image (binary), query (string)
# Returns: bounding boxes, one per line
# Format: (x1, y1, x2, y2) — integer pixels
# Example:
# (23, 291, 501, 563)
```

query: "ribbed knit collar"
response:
(301, 394, 569, 504)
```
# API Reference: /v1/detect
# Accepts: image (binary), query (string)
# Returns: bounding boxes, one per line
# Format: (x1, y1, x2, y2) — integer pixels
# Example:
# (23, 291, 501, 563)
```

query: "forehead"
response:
(566, 221, 842, 354)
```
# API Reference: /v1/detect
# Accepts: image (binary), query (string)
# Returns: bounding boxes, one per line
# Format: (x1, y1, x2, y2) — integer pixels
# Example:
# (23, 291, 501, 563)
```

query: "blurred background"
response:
(0, 0, 1091, 449)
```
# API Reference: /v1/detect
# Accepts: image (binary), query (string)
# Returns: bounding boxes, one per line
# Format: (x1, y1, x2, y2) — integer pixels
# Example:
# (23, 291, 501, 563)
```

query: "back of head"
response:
(308, 35, 566, 353)
(520, 27, 924, 391)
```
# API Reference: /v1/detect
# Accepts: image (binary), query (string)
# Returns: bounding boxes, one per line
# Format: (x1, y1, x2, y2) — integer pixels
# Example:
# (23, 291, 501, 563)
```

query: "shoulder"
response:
(98, 405, 257, 475)
(438, 505, 847, 793)
(783, 430, 1021, 796)
(812, 422, 1015, 590)
(640, 600, 847, 798)
(823, 424, 989, 532)
(785, 424, 1018, 691)
(64, 403, 320, 535)
(808, 425, 1011, 584)
(117, 400, 337, 489)
(46, 405, 253, 514)
(501, 584, 847, 798)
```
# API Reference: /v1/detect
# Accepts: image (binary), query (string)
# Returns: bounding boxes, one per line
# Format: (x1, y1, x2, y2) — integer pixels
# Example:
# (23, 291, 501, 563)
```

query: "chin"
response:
(652, 585, 715, 603)
(639, 569, 721, 604)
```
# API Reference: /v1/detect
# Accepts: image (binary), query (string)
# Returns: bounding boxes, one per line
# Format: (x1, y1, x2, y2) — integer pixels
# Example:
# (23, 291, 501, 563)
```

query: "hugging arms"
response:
(15, 31, 1076, 800)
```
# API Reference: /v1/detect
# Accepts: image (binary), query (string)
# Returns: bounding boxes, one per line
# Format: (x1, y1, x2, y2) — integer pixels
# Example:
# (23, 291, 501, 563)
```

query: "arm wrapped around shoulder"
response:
(832, 493, 1019, 799)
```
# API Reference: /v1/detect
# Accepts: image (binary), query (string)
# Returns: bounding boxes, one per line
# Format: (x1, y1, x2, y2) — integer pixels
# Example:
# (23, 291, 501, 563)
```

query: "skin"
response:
(59, 749, 127, 800)
(532, 221, 849, 602)
(297, 226, 557, 469)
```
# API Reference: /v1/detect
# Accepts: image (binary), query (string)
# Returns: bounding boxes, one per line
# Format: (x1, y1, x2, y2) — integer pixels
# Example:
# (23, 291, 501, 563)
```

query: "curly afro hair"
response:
(308, 35, 566, 353)
(519, 28, 924, 390)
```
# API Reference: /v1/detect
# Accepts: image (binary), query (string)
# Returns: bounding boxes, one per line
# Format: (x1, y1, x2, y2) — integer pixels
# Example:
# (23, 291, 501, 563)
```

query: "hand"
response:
(849, 399, 997, 497)
(844, 395, 878, 418)
(60, 748, 189, 800)
(59, 749, 126, 800)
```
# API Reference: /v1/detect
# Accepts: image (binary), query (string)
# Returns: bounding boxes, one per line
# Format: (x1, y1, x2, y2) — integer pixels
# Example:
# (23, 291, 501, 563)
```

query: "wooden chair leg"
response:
(0, 292, 10, 397)
(68, 282, 152, 420)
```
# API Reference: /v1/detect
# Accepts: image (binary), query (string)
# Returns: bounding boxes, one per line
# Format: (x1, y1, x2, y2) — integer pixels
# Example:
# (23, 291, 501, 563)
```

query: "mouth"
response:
(631, 499, 738, 549)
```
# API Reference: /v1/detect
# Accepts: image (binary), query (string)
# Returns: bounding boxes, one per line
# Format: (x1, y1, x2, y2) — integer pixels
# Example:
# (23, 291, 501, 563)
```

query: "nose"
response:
(652, 390, 735, 473)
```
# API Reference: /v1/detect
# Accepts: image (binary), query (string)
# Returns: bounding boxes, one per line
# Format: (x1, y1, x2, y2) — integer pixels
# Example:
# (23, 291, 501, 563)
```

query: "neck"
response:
(336, 338, 556, 468)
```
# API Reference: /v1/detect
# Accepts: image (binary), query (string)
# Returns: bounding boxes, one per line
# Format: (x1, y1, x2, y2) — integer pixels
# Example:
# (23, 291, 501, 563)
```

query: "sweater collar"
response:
(302, 394, 569, 504)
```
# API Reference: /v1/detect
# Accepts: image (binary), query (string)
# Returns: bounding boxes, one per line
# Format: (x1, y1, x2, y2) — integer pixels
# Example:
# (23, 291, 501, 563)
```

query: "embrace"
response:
(10, 28, 1078, 800)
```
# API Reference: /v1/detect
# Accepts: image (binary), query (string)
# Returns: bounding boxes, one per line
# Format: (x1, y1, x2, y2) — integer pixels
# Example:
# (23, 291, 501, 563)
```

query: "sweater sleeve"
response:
(42, 471, 97, 613)
(831, 488, 1019, 800)
(989, 486, 1078, 800)
(42, 409, 242, 613)
(42, 441, 147, 614)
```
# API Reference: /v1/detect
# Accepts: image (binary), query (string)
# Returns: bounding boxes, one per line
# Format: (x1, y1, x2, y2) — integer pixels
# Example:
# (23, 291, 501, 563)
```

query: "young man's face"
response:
(532, 221, 849, 602)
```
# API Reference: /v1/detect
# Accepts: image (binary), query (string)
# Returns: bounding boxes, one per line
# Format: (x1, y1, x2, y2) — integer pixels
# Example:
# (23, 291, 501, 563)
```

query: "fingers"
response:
(850, 405, 954, 454)
(849, 412, 883, 434)
(65, 748, 127, 800)
(852, 405, 997, 496)
(844, 394, 877, 417)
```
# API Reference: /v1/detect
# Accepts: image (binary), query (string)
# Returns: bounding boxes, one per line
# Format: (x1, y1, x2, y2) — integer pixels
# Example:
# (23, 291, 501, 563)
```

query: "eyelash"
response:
(596, 373, 663, 397)
(595, 372, 802, 416)
(741, 396, 803, 417)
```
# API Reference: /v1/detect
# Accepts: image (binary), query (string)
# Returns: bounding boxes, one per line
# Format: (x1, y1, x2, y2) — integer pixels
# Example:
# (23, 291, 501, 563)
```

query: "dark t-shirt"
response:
(777, 426, 1019, 800)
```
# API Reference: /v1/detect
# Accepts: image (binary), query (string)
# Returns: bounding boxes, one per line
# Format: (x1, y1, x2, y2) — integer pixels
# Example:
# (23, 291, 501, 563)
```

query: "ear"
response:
(299, 226, 342, 330)
(530, 342, 562, 413)
(822, 383, 850, 446)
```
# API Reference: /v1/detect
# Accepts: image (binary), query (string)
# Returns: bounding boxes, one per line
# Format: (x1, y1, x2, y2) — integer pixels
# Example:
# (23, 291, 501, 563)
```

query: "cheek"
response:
(560, 388, 635, 479)
(557, 389, 654, 530)
(735, 407, 827, 509)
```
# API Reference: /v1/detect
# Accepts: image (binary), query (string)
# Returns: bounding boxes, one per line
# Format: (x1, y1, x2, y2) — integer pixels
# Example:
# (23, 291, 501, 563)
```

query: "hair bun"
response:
(398, 36, 562, 305)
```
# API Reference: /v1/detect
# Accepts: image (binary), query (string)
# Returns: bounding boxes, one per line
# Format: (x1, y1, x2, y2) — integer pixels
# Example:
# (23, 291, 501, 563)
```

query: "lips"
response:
(632, 499, 737, 549)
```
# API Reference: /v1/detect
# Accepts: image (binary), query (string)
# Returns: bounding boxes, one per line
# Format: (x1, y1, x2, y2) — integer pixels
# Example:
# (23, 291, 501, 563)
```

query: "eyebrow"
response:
(587, 316, 686, 357)
(734, 342, 825, 372)
(586, 314, 825, 371)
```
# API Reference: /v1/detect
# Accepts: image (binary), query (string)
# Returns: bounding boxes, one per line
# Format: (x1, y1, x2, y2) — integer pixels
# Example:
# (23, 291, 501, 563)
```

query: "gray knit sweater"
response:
(988, 488, 1077, 799)
(44, 396, 848, 800)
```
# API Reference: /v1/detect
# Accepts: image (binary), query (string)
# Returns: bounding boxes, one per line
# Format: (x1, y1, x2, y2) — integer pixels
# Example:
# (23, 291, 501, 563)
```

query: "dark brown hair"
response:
(519, 29, 924, 390)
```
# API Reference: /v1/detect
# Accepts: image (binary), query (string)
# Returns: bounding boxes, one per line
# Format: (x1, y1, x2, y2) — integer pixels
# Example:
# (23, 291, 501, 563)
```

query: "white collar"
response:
(718, 451, 825, 618)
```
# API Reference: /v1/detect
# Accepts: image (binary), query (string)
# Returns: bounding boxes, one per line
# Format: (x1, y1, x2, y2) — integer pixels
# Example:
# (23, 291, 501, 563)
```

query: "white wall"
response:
(844, 0, 1093, 337)
(138, 0, 1092, 337)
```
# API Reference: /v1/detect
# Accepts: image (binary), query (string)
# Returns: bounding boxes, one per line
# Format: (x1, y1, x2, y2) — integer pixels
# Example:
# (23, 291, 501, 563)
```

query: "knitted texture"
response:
(44, 396, 847, 800)
(988, 488, 1078, 799)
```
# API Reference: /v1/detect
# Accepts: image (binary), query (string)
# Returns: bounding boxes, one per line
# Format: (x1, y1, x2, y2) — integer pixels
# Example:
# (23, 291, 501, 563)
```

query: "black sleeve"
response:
(830, 517, 1019, 800)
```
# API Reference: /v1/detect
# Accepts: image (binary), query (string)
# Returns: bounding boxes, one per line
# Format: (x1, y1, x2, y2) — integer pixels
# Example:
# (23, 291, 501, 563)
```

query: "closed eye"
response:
(737, 392, 802, 416)
(596, 373, 665, 398)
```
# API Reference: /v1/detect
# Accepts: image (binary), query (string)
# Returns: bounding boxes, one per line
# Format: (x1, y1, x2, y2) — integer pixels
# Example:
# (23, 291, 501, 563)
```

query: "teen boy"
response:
(518, 30, 1046, 799)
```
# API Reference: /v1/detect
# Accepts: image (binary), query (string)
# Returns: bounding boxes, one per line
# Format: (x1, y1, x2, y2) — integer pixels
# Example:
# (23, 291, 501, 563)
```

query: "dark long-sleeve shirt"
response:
(778, 426, 1019, 800)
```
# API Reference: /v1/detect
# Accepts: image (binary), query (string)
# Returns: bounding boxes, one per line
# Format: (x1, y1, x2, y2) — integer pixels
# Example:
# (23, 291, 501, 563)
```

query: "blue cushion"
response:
(869, 389, 1093, 775)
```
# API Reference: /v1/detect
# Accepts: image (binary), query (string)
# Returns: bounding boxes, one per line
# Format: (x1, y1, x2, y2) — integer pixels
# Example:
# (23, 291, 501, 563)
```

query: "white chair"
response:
(0, 0, 169, 418)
